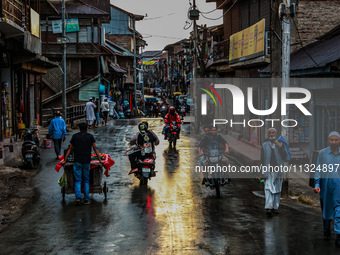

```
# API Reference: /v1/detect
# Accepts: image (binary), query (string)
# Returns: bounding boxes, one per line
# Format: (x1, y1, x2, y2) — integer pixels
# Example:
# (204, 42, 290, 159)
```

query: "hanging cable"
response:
(292, 17, 320, 68)
(199, 0, 239, 21)
(199, 0, 228, 14)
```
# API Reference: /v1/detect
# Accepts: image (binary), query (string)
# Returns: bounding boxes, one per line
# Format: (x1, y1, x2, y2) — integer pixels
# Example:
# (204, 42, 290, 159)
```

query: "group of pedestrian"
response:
(85, 97, 110, 128)
(145, 101, 159, 117)
(260, 128, 340, 248)
(48, 105, 340, 247)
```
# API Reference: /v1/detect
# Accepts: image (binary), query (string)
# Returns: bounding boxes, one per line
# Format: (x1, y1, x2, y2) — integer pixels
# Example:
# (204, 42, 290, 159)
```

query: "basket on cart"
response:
(56, 153, 114, 202)
(62, 162, 108, 201)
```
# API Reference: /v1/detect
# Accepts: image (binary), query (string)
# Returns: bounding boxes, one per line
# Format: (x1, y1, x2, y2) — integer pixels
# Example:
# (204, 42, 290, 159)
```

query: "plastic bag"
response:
(58, 171, 66, 187)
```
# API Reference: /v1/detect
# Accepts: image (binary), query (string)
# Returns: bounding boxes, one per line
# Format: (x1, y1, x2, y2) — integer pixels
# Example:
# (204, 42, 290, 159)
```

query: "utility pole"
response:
(280, 0, 294, 198)
(281, 0, 291, 141)
(133, 16, 137, 116)
(192, 0, 198, 81)
(190, 0, 199, 133)
(62, 0, 67, 120)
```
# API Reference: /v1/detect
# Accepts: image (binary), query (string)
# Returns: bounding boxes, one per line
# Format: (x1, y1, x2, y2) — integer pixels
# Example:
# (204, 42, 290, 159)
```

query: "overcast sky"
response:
(110, 0, 223, 51)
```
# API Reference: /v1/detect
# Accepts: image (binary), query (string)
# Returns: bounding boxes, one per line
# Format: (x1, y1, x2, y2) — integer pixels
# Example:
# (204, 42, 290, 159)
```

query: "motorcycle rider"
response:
(179, 100, 187, 117)
(160, 99, 169, 118)
(163, 106, 182, 140)
(161, 99, 169, 108)
(128, 121, 159, 174)
(199, 126, 230, 185)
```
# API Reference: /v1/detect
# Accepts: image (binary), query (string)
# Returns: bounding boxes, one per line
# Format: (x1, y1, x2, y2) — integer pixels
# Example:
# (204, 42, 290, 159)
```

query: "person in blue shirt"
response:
(48, 111, 67, 159)
(314, 131, 340, 246)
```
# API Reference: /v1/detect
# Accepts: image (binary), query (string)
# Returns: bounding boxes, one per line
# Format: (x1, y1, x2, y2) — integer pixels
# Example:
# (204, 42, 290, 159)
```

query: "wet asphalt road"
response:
(0, 118, 339, 254)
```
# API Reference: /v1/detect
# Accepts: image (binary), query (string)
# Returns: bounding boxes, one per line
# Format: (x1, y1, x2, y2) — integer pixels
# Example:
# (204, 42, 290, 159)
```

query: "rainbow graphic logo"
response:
(199, 83, 222, 115)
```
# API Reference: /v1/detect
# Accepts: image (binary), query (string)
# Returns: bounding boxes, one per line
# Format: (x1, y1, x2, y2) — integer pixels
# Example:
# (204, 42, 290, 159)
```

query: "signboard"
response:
(52, 19, 80, 34)
(229, 19, 265, 63)
(30, 8, 40, 38)
(138, 59, 159, 66)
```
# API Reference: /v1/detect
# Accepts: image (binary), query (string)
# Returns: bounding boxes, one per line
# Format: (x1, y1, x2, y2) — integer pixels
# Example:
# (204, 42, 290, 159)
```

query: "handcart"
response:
(62, 161, 108, 201)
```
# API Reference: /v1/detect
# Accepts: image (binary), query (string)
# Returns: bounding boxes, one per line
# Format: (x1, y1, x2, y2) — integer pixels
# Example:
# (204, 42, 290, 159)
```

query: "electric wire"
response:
(198, 0, 239, 21)
(292, 17, 320, 68)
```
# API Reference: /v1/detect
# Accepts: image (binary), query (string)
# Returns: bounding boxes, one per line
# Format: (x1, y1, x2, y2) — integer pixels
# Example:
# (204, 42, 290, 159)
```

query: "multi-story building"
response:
(40, 0, 111, 110)
(0, 0, 57, 141)
(203, 0, 340, 162)
(102, 4, 146, 105)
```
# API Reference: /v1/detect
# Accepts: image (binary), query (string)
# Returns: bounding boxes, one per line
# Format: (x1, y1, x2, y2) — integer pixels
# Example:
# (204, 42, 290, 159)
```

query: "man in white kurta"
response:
(85, 98, 96, 128)
(260, 128, 288, 216)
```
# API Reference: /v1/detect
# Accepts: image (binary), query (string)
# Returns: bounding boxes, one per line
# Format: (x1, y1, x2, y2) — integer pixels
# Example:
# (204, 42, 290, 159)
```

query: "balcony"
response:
(212, 39, 229, 62)
(2, 0, 23, 26)
(42, 43, 103, 57)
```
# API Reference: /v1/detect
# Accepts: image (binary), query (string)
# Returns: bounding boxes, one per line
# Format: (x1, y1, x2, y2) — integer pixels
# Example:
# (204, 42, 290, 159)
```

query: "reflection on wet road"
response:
(0, 118, 338, 254)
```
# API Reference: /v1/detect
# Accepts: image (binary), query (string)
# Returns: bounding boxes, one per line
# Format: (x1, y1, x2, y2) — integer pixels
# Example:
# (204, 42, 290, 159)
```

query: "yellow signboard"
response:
(229, 19, 265, 62)
(30, 8, 40, 38)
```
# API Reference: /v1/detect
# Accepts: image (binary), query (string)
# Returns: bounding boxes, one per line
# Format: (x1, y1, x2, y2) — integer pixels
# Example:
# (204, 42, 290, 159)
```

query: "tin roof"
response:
(261, 32, 340, 73)
(49, 0, 108, 16)
(141, 51, 164, 58)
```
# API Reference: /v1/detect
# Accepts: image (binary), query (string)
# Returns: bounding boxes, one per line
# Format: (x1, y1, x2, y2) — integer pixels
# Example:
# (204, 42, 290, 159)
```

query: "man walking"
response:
(61, 123, 102, 205)
(85, 98, 96, 128)
(260, 128, 289, 216)
(314, 131, 340, 246)
(101, 97, 110, 126)
(94, 98, 100, 127)
(48, 110, 66, 159)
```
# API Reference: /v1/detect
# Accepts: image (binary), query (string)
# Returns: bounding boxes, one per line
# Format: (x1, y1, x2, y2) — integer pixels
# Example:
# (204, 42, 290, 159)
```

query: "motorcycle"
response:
(160, 105, 168, 119)
(21, 129, 40, 169)
(179, 105, 186, 119)
(201, 149, 229, 198)
(125, 109, 132, 119)
(126, 143, 156, 186)
(166, 121, 180, 148)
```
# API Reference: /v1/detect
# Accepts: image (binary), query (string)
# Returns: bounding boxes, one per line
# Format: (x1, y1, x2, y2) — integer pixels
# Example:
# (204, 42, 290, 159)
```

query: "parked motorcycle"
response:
(21, 129, 40, 169)
(201, 149, 229, 198)
(125, 109, 132, 119)
(126, 144, 156, 186)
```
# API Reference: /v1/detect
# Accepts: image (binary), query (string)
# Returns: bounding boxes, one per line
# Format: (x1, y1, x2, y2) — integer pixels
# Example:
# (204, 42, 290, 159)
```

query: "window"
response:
(93, 27, 98, 43)
(78, 27, 88, 43)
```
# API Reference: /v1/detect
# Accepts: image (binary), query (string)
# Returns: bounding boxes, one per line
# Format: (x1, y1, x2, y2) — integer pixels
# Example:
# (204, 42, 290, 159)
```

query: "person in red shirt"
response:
(163, 106, 182, 140)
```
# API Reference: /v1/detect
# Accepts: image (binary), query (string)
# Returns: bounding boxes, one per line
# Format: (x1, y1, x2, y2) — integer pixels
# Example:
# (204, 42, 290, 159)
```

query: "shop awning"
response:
(0, 17, 24, 38)
(110, 63, 126, 73)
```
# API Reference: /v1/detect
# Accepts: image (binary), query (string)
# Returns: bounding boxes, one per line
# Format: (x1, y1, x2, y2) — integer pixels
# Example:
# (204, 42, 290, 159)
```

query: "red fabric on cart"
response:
(55, 155, 65, 172)
(55, 154, 114, 177)
(90, 153, 115, 177)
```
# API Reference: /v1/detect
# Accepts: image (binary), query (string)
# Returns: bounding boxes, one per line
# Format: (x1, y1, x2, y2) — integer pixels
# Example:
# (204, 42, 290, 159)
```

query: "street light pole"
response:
(62, 0, 67, 120)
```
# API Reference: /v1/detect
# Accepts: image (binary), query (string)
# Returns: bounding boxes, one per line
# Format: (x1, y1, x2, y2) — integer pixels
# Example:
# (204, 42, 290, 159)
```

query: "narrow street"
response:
(0, 119, 336, 254)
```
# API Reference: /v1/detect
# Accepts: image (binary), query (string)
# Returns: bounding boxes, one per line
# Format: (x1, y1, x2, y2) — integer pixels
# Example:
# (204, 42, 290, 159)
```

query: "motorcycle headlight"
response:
(209, 156, 221, 163)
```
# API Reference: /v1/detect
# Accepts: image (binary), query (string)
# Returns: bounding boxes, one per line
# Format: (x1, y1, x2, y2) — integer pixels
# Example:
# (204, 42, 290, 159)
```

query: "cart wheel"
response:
(62, 187, 65, 201)
(103, 182, 107, 201)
